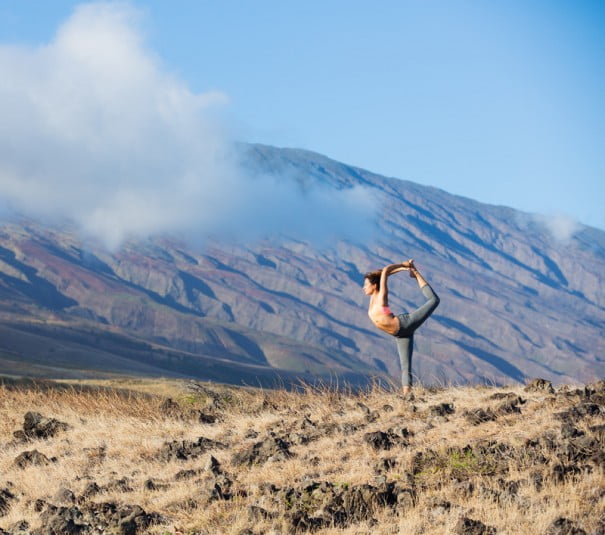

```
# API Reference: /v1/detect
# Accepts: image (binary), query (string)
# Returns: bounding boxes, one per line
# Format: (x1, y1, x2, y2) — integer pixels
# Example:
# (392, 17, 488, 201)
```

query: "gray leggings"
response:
(395, 284, 440, 387)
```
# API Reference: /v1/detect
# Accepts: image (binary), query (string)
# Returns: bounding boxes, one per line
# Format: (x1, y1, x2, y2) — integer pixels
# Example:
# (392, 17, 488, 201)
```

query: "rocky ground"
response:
(0, 376, 603, 534)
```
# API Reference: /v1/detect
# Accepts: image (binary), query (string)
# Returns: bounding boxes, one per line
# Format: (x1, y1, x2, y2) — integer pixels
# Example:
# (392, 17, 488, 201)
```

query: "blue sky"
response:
(1, 0, 604, 232)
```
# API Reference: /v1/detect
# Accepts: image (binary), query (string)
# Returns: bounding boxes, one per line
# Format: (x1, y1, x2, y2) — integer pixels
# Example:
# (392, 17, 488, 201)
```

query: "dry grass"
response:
(0, 377, 603, 534)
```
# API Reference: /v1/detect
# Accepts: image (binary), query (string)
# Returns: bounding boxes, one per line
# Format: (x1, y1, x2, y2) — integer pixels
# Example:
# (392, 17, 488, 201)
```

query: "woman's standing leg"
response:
(396, 335, 413, 390)
(395, 265, 440, 394)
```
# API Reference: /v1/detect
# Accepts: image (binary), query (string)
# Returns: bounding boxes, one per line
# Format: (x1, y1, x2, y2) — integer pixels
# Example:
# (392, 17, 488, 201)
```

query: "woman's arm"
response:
(378, 261, 413, 305)
(384, 260, 413, 276)
(378, 266, 391, 306)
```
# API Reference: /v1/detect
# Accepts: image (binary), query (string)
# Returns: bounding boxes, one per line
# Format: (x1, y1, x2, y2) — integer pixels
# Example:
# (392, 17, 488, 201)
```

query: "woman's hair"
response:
(364, 269, 382, 286)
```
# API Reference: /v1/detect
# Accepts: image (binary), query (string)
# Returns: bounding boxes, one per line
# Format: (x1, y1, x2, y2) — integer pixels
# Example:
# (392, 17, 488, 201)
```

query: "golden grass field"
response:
(0, 376, 603, 534)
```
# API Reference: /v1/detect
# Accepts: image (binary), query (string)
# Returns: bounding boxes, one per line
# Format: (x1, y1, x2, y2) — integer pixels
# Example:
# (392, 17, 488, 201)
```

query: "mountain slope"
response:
(0, 144, 603, 385)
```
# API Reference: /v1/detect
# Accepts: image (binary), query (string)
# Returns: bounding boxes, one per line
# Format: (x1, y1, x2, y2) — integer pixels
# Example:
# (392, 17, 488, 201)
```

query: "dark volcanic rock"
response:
(158, 436, 226, 462)
(429, 403, 455, 417)
(232, 434, 293, 466)
(545, 517, 587, 535)
(80, 482, 101, 500)
(556, 403, 602, 423)
(5, 520, 29, 534)
(561, 423, 584, 439)
(14, 450, 51, 469)
(143, 478, 169, 492)
(464, 408, 497, 425)
(364, 428, 410, 450)
(32, 505, 87, 535)
(374, 457, 398, 473)
(0, 487, 16, 516)
(454, 516, 497, 534)
(174, 469, 201, 481)
(524, 378, 555, 394)
(495, 396, 524, 414)
(280, 479, 414, 531)
(13, 412, 69, 442)
(248, 505, 276, 521)
(31, 501, 164, 535)
(105, 477, 134, 493)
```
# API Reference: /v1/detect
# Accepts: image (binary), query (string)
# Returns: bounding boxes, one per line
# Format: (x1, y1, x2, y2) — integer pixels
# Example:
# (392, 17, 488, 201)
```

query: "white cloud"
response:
(0, 2, 375, 249)
(534, 212, 581, 242)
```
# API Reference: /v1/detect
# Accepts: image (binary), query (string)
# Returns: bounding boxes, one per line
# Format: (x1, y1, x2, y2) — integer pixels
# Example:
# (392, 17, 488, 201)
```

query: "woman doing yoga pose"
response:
(363, 260, 440, 395)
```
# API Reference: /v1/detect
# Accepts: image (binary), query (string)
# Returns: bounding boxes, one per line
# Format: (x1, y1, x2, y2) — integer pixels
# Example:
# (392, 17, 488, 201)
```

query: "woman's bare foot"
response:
(400, 386, 414, 400)
(408, 261, 417, 278)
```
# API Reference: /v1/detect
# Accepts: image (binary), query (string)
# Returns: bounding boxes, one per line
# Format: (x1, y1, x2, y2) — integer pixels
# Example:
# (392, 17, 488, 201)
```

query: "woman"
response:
(363, 260, 440, 396)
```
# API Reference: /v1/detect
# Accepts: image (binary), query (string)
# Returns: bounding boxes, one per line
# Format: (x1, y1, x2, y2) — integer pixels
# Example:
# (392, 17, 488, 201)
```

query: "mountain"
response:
(0, 144, 603, 386)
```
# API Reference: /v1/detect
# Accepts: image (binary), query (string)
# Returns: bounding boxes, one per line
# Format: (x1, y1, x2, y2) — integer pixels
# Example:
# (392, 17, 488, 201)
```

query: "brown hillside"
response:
(0, 376, 603, 534)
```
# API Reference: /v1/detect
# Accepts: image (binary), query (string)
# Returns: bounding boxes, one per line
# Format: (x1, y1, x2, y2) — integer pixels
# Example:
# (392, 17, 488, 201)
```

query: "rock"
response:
(545, 517, 587, 535)
(524, 378, 554, 394)
(374, 457, 397, 473)
(558, 403, 602, 423)
(14, 450, 51, 469)
(198, 413, 218, 424)
(0, 487, 16, 516)
(556, 436, 600, 464)
(364, 431, 396, 451)
(338, 423, 362, 435)
(157, 436, 226, 462)
(13, 412, 69, 442)
(488, 392, 518, 400)
(279, 479, 411, 531)
(356, 402, 371, 415)
(464, 408, 497, 425)
(287, 432, 316, 445)
(551, 463, 583, 483)
(561, 423, 584, 439)
(199, 477, 233, 502)
(495, 396, 524, 414)
(247, 505, 275, 521)
(244, 429, 259, 439)
(143, 478, 169, 492)
(366, 410, 380, 423)
(205, 455, 222, 475)
(429, 403, 455, 417)
(454, 516, 497, 534)
(174, 469, 201, 481)
(31, 501, 165, 535)
(529, 471, 543, 491)
(32, 505, 87, 535)
(232, 435, 293, 466)
(33, 499, 48, 513)
(80, 482, 101, 499)
(105, 477, 134, 493)
(6, 520, 29, 534)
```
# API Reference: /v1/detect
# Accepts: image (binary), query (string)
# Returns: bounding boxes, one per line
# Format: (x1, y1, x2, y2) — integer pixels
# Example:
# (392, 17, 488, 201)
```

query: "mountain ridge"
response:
(0, 144, 603, 386)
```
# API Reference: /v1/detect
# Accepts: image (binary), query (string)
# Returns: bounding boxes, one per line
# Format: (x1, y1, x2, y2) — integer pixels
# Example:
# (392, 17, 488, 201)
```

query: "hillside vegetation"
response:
(0, 376, 603, 534)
